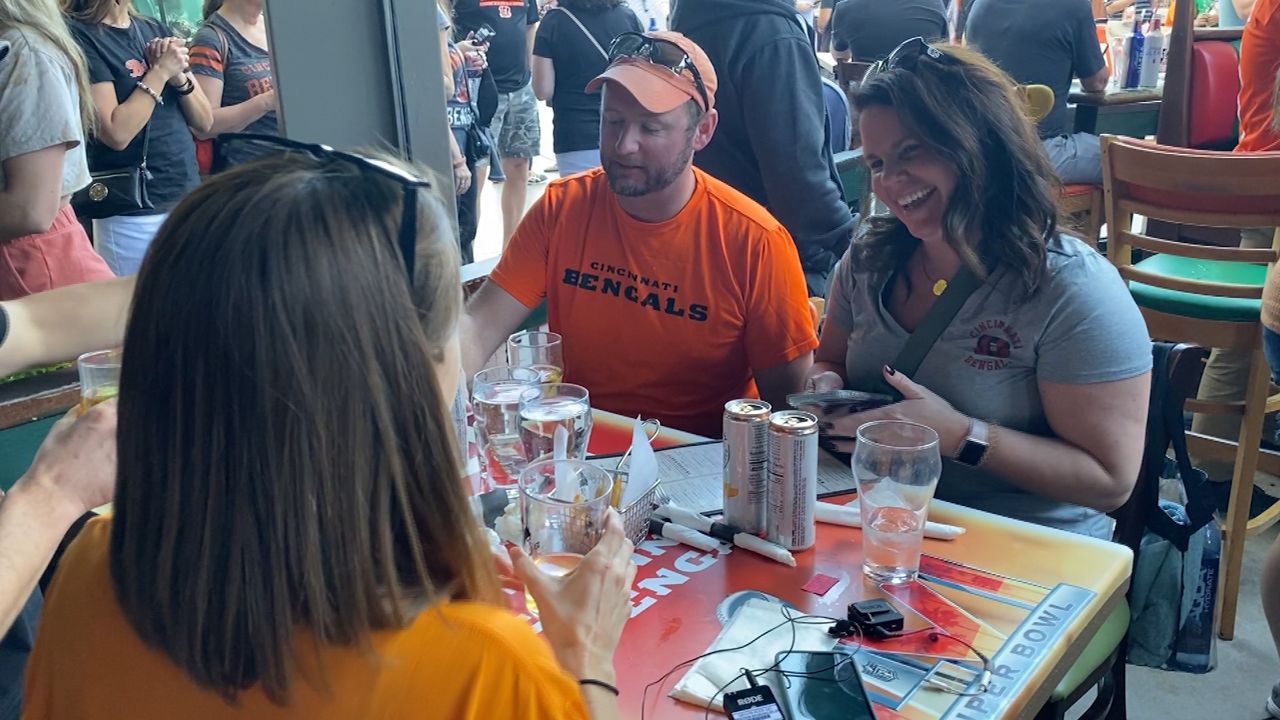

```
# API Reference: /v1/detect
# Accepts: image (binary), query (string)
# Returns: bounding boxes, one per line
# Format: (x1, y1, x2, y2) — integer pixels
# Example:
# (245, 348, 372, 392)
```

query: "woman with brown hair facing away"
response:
(23, 146, 635, 719)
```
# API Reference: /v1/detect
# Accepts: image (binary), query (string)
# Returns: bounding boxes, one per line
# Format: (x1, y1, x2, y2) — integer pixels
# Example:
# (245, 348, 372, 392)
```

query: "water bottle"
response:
(1122, 13, 1145, 89)
(1139, 16, 1164, 88)
(648, 16, 658, 31)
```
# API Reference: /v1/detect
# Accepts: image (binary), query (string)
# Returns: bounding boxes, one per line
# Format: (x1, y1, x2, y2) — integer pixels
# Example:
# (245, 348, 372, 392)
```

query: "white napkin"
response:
(622, 416, 658, 508)
(815, 500, 965, 540)
(670, 598, 836, 711)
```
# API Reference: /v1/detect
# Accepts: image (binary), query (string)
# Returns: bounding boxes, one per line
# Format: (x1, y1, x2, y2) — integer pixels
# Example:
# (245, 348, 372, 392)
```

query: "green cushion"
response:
(1128, 254, 1265, 322)
(1050, 600, 1131, 701)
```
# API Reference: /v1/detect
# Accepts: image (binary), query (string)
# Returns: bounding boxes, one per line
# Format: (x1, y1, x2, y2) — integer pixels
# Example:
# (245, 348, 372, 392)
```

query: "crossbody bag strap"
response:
(555, 7, 609, 60)
(130, 20, 154, 170)
(887, 264, 982, 383)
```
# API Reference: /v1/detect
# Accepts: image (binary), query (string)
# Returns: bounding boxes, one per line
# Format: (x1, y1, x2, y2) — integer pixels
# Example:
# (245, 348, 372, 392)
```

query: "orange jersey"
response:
(1237, 0, 1280, 152)
(489, 168, 818, 437)
(25, 518, 587, 720)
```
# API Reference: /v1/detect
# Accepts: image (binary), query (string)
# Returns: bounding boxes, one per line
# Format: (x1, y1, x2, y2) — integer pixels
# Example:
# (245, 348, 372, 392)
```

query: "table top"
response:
(1069, 79, 1163, 106)
(489, 410, 1132, 719)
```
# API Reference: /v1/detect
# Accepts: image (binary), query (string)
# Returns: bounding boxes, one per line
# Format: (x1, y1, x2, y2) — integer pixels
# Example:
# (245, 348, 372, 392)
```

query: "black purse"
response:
(73, 22, 155, 220)
(73, 120, 154, 220)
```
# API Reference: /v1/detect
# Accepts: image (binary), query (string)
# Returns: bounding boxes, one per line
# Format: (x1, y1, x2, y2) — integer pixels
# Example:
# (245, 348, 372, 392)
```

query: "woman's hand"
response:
(456, 40, 488, 69)
(18, 400, 118, 517)
(147, 37, 189, 85)
(818, 366, 970, 455)
(509, 509, 637, 683)
(256, 89, 279, 114)
(453, 161, 472, 195)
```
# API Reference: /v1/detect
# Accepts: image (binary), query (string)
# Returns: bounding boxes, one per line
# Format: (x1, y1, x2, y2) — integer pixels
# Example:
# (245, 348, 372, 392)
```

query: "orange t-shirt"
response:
(489, 168, 818, 438)
(1237, 0, 1280, 152)
(24, 518, 587, 720)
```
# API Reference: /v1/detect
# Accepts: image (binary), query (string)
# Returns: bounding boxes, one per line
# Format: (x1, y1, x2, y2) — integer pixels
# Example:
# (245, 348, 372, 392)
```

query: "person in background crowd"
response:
(809, 40, 1150, 540)
(0, 0, 114, 300)
(1201, 0, 1280, 574)
(23, 150, 636, 719)
(829, 0, 947, 62)
(1220, 0, 1256, 25)
(622, 0, 664, 31)
(0, 274, 131, 717)
(452, 0, 540, 245)
(65, 0, 213, 276)
(532, 0, 641, 176)
(440, 4, 483, 262)
(965, 0, 1109, 184)
(672, 0, 855, 297)
(464, 32, 817, 437)
(190, 0, 277, 170)
(1105, 0, 1153, 18)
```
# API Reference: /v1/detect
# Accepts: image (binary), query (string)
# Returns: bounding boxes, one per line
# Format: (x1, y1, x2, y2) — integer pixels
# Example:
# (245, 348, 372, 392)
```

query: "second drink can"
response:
(723, 399, 771, 535)
(767, 410, 818, 551)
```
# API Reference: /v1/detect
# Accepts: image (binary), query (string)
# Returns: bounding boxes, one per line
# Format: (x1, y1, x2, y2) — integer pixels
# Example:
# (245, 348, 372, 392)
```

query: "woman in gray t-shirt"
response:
(809, 39, 1152, 539)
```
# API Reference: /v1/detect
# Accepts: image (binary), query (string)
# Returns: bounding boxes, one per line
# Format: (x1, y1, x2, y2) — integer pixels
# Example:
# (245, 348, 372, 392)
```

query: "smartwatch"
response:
(954, 419, 991, 467)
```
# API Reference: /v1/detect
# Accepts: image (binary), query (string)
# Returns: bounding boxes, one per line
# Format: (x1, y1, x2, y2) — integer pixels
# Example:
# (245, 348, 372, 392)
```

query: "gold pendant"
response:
(932, 279, 948, 296)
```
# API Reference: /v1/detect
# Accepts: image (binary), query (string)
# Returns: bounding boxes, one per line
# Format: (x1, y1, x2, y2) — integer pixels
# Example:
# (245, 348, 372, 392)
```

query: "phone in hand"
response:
(472, 24, 496, 45)
(787, 389, 895, 416)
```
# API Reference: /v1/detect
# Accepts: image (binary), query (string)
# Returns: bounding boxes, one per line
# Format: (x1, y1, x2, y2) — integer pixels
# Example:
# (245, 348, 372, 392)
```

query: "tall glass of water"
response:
(473, 366, 541, 495)
(519, 458, 614, 614)
(852, 421, 942, 584)
(507, 331, 564, 383)
(518, 383, 592, 463)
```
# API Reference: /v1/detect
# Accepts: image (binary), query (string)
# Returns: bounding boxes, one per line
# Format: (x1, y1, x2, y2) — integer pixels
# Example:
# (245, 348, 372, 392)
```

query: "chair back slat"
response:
(1117, 265, 1265, 299)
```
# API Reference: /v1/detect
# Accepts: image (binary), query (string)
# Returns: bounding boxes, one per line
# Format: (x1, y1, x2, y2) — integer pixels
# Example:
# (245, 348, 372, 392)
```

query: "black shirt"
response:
(533, 5, 641, 154)
(0, 590, 40, 718)
(452, 0, 541, 94)
(69, 16, 199, 214)
(965, 0, 1106, 138)
(829, 0, 948, 62)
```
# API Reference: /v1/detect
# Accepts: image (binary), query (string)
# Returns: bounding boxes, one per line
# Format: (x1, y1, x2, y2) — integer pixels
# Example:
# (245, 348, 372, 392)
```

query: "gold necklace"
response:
(919, 255, 948, 297)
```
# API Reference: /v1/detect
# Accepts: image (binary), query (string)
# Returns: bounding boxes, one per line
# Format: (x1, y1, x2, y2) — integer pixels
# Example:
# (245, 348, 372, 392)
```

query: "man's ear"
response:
(693, 109, 719, 152)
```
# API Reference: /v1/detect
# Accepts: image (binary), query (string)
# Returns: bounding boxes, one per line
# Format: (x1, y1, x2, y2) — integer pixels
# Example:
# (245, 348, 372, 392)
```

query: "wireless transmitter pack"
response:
(828, 599, 906, 640)
(723, 670, 785, 720)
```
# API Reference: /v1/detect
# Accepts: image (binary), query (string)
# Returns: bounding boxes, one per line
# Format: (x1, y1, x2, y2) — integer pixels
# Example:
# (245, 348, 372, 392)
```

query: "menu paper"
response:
(588, 442, 854, 516)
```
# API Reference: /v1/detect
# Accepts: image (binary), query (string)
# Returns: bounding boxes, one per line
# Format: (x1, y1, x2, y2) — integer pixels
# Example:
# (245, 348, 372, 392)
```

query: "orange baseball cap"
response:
(586, 31, 718, 113)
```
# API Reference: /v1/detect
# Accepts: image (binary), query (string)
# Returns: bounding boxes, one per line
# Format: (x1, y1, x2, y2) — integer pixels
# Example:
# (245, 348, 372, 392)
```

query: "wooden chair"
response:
(1101, 135, 1280, 640)
(1156, 8, 1244, 151)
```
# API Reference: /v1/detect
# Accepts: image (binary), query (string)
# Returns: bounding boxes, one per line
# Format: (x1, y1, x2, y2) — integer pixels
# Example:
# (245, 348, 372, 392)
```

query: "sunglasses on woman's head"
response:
(865, 36, 954, 80)
(606, 32, 710, 112)
(217, 133, 430, 284)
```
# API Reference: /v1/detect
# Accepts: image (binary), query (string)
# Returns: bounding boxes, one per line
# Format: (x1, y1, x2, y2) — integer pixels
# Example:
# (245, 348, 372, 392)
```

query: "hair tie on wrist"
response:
(578, 679, 619, 696)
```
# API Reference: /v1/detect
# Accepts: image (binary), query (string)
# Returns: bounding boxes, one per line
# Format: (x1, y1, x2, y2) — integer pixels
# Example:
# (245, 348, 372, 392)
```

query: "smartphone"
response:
(787, 389, 895, 415)
(775, 649, 877, 720)
(472, 24, 496, 45)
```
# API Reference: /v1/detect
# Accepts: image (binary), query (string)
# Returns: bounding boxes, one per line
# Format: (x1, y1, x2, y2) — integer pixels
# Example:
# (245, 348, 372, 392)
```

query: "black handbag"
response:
(73, 121, 154, 220)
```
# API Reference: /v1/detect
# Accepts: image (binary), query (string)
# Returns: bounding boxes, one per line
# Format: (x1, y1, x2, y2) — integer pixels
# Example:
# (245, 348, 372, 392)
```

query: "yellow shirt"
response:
(24, 518, 588, 720)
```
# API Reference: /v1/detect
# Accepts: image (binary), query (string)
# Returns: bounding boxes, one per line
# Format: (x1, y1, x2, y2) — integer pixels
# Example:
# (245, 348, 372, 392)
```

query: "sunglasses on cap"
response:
(218, 133, 431, 283)
(865, 36, 955, 80)
(607, 32, 710, 112)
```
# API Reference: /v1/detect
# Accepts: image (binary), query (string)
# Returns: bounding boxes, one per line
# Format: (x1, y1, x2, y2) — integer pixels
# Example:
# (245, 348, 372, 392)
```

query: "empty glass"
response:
(519, 459, 614, 613)
(77, 349, 122, 414)
(472, 366, 541, 492)
(852, 421, 942, 584)
(518, 383, 593, 464)
(507, 331, 564, 383)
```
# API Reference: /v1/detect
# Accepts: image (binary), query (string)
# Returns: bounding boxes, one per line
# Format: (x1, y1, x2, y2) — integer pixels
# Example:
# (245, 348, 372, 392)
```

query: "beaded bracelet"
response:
(578, 679, 620, 696)
(135, 81, 164, 105)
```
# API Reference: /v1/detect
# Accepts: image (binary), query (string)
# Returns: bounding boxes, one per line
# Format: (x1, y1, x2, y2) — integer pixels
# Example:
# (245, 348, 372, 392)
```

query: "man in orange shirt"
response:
(463, 31, 817, 437)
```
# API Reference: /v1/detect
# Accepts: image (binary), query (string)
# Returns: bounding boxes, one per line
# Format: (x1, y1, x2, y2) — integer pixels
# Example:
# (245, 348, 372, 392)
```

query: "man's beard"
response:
(603, 134, 696, 198)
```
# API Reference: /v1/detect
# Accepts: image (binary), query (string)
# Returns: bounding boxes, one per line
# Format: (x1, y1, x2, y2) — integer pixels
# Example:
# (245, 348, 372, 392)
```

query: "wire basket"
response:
(612, 418, 667, 546)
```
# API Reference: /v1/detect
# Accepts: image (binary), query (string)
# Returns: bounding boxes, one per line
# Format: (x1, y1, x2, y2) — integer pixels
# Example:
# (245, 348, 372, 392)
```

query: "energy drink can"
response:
(723, 400, 771, 535)
(767, 411, 818, 551)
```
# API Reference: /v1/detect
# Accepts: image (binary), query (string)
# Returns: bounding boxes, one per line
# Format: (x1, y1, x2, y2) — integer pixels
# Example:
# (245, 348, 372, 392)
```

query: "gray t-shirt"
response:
(0, 28, 91, 197)
(829, 234, 1151, 539)
(964, 0, 1106, 138)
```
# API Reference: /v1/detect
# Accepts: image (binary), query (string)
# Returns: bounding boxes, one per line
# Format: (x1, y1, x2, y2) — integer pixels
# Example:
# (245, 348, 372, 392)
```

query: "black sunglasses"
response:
(218, 133, 431, 283)
(607, 32, 710, 112)
(865, 36, 954, 80)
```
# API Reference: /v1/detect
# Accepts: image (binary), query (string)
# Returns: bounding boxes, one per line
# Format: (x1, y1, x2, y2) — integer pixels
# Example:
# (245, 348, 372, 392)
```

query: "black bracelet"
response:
(176, 77, 195, 96)
(578, 679, 619, 696)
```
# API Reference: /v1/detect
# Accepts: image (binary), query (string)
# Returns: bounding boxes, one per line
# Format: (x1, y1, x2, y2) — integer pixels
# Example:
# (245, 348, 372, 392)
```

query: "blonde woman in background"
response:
(0, 0, 114, 300)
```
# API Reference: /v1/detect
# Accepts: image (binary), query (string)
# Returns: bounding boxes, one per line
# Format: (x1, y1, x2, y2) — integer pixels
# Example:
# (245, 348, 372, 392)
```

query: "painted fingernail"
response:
(884, 365, 896, 376)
